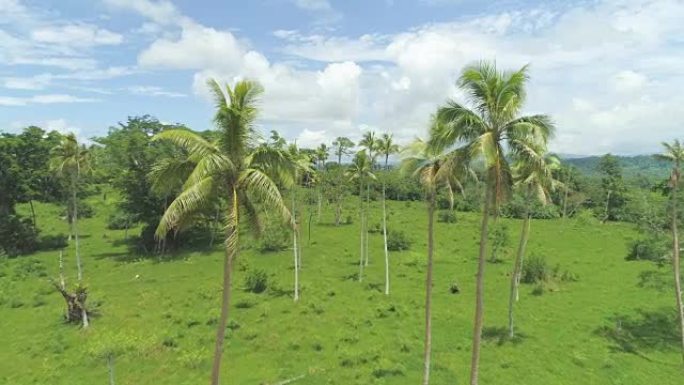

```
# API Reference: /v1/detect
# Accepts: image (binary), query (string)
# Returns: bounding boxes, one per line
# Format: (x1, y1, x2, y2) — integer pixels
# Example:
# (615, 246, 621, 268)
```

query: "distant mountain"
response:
(560, 154, 669, 179)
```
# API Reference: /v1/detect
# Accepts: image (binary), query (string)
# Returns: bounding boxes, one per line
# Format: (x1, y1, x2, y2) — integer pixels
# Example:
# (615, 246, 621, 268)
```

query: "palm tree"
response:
(359, 131, 379, 265)
(50, 133, 90, 284)
(152, 79, 292, 385)
(378, 133, 400, 295)
(432, 61, 554, 385)
(401, 135, 470, 385)
(508, 150, 560, 338)
(347, 151, 375, 281)
(655, 139, 684, 363)
(286, 143, 314, 301)
(50, 132, 91, 328)
(332, 136, 354, 164)
(314, 143, 329, 220)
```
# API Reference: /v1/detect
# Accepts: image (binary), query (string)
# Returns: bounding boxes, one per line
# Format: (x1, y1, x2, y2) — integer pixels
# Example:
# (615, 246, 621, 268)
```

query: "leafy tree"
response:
(597, 154, 626, 222)
(332, 137, 354, 164)
(347, 151, 375, 281)
(508, 151, 560, 337)
(654, 140, 684, 362)
(152, 79, 291, 385)
(432, 61, 554, 385)
(401, 136, 470, 385)
(322, 166, 350, 226)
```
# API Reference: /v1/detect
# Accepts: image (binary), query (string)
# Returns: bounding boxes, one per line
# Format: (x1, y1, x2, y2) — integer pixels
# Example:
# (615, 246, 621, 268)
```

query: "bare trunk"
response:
(72, 179, 82, 282)
(382, 183, 390, 295)
(603, 190, 612, 223)
(470, 187, 492, 385)
(29, 199, 37, 230)
(671, 170, 684, 364)
(293, 192, 300, 302)
(509, 211, 530, 338)
(59, 250, 66, 290)
(562, 182, 569, 220)
(335, 200, 342, 226)
(422, 193, 435, 385)
(358, 180, 365, 282)
(210, 190, 238, 385)
(365, 183, 370, 266)
(317, 191, 322, 223)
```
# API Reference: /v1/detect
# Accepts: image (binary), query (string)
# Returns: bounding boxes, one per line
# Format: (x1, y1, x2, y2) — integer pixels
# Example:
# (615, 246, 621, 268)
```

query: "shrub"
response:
(38, 234, 68, 250)
(258, 223, 289, 253)
(625, 236, 669, 264)
(0, 214, 38, 257)
(521, 254, 550, 284)
(437, 210, 457, 223)
(244, 269, 268, 293)
(107, 212, 135, 230)
(387, 230, 411, 251)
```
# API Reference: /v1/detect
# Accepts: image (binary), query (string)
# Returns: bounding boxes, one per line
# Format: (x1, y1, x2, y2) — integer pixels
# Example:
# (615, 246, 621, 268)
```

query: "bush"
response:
(521, 254, 550, 284)
(625, 236, 669, 264)
(38, 234, 68, 250)
(244, 269, 268, 293)
(387, 230, 411, 251)
(437, 210, 457, 224)
(258, 223, 289, 253)
(107, 212, 135, 230)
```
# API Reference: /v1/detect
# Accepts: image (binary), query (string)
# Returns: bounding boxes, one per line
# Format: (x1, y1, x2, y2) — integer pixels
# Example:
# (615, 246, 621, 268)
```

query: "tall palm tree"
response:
(378, 133, 400, 295)
(359, 131, 379, 265)
(314, 143, 329, 220)
(432, 61, 554, 385)
(50, 133, 90, 284)
(152, 79, 292, 385)
(508, 150, 560, 338)
(655, 139, 684, 363)
(401, 135, 470, 385)
(287, 143, 314, 301)
(347, 151, 375, 281)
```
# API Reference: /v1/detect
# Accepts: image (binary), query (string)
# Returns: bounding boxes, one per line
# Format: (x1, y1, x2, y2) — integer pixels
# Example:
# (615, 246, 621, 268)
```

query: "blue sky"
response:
(1, 0, 682, 154)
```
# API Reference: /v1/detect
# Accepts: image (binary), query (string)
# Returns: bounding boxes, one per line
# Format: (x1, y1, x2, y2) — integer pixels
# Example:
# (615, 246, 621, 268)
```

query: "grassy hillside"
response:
(1, 194, 683, 385)
(563, 155, 669, 180)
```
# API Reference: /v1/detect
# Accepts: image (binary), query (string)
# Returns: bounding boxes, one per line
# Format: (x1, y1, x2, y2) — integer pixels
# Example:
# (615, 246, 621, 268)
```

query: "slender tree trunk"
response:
(365, 182, 370, 266)
(29, 199, 37, 230)
(210, 190, 238, 385)
(358, 180, 365, 282)
(603, 190, 612, 223)
(59, 250, 66, 290)
(509, 210, 531, 338)
(317, 190, 322, 223)
(562, 182, 569, 220)
(422, 192, 435, 385)
(335, 198, 342, 226)
(383, 182, 390, 295)
(292, 192, 300, 302)
(470, 187, 492, 385)
(671, 169, 684, 364)
(71, 178, 83, 283)
(108, 354, 116, 385)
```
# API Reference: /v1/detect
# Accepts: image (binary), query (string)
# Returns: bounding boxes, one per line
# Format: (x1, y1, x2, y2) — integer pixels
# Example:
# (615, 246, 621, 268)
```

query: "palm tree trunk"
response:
(562, 182, 569, 220)
(365, 182, 370, 266)
(317, 190, 322, 222)
(382, 182, 390, 295)
(292, 193, 300, 302)
(210, 192, 238, 385)
(108, 354, 116, 385)
(671, 170, 684, 364)
(509, 210, 531, 338)
(470, 187, 492, 385)
(29, 199, 37, 230)
(422, 192, 436, 385)
(359, 180, 365, 282)
(72, 178, 82, 283)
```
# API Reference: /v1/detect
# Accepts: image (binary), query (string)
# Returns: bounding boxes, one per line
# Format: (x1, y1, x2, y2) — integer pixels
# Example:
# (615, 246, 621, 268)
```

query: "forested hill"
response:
(561, 154, 669, 179)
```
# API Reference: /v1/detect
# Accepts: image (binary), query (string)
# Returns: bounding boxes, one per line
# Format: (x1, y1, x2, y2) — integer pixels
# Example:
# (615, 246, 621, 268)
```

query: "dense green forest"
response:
(1, 62, 683, 385)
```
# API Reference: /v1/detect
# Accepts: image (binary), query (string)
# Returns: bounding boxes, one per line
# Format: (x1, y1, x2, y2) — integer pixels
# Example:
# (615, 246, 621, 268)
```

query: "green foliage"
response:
(107, 211, 135, 230)
(244, 269, 269, 293)
(387, 230, 411, 251)
(0, 214, 38, 257)
(521, 254, 550, 284)
(437, 210, 457, 223)
(489, 222, 510, 262)
(257, 223, 289, 253)
(626, 236, 670, 264)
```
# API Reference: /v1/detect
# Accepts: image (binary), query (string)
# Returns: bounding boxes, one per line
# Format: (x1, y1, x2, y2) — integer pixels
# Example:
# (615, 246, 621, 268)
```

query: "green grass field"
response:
(1, 194, 683, 385)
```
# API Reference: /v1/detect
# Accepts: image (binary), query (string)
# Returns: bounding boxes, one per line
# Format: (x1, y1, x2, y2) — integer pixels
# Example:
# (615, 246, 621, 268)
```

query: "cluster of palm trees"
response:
(49, 59, 684, 385)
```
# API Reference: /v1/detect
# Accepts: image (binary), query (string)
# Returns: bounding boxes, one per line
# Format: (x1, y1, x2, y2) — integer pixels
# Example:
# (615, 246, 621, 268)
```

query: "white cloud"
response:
(0, 93, 99, 106)
(31, 23, 123, 47)
(103, 0, 187, 25)
(128, 85, 186, 98)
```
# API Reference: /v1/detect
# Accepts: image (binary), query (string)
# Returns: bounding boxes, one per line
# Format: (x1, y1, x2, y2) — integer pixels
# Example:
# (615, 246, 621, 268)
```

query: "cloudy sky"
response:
(1, 0, 682, 155)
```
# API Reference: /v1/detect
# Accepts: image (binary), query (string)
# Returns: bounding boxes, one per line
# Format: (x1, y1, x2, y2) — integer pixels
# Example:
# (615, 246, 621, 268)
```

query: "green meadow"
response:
(1, 194, 682, 385)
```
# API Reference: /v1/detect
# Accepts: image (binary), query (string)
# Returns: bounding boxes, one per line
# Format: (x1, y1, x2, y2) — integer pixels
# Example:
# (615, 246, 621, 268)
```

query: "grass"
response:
(1, 193, 683, 385)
